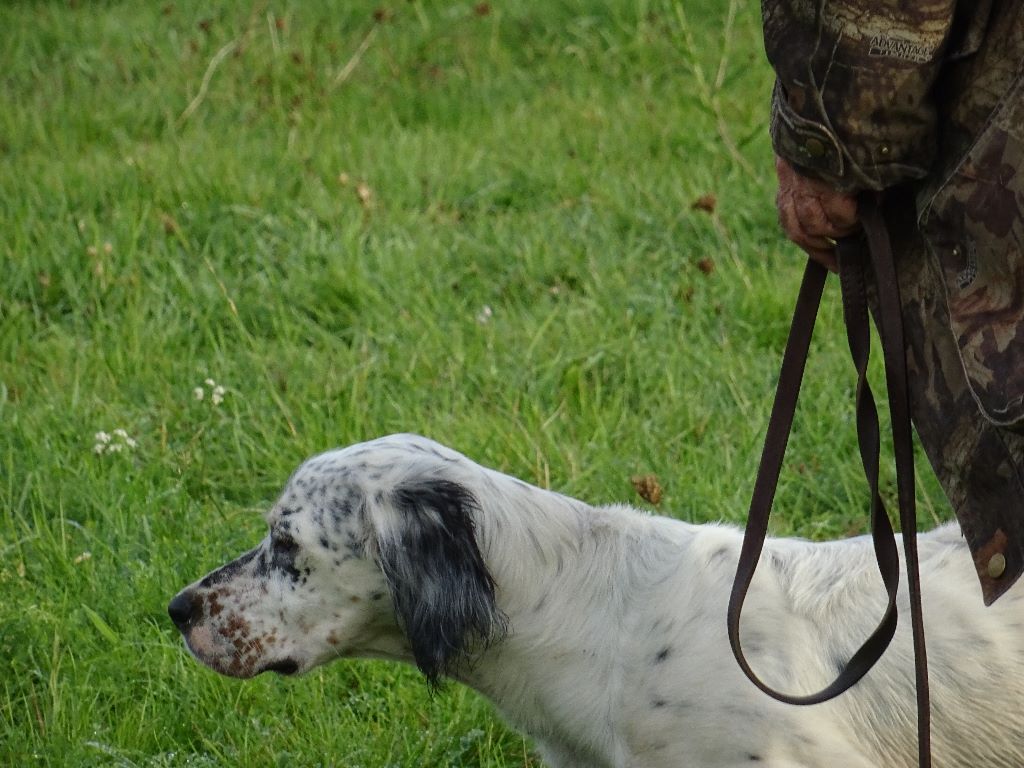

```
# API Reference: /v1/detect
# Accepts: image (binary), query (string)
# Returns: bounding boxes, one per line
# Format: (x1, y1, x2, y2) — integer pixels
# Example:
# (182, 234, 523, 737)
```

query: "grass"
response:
(0, 0, 952, 765)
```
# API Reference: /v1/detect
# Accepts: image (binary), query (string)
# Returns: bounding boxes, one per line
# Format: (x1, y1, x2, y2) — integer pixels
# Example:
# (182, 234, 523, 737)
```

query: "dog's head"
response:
(168, 435, 505, 684)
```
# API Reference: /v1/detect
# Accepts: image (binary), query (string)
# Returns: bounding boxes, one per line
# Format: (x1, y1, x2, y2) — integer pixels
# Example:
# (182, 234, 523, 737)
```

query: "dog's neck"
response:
(453, 468, 692, 761)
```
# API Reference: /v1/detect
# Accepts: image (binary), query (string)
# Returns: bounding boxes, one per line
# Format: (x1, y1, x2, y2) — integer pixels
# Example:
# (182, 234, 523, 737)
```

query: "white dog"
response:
(169, 434, 1024, 768)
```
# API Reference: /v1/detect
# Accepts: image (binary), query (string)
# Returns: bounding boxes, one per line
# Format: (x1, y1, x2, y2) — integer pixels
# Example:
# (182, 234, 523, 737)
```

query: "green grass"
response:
(0, 0, 952, 765)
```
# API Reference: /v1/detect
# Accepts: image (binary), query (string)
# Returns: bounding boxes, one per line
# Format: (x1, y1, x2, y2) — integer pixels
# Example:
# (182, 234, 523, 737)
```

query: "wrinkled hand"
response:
(775, 155, 860, 271)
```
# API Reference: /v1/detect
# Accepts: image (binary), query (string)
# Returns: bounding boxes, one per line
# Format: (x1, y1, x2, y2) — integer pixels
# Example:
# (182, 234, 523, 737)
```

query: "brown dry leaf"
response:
(630, 474, 663, 505)
(691, 193, 717, 214)
(160, 212, 181, 235)
(474, 2, 492, 15)
(697, 257, 715, 276)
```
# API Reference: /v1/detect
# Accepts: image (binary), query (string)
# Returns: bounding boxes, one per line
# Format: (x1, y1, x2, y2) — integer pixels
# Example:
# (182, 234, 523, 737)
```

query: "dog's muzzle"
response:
(168, 590, 299, 677)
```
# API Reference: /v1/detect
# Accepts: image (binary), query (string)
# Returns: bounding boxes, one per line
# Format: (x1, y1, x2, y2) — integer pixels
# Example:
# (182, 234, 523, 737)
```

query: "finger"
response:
(778, 191, 840, 269)
(793, 194, 834, 238)
(776, 185, 804, 244)
(807, 247, 839, 273)
(779, 188, 826, 249)
(776, 155, 859, 235)
(793, 192, 859, 240)
(819, 192, 859, 232)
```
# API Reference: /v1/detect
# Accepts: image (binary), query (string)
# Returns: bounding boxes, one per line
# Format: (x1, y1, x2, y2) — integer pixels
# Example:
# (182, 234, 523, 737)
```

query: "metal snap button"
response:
(803, 137, 826, 158)
(988, 553, 1007, 579)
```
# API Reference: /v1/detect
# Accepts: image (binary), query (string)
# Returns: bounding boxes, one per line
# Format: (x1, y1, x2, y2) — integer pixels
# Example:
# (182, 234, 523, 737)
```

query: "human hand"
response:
(774, 155, 860, 271)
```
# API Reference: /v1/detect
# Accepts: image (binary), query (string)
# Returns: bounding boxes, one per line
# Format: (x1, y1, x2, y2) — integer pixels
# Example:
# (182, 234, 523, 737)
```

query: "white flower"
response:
(195, 378, 229, 407)
(476, 305, 493, 324)
(92, 428, 137, 456)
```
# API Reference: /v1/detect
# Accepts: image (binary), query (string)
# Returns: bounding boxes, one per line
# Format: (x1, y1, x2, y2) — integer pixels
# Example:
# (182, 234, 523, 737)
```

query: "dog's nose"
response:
(167, 591, 196, 629)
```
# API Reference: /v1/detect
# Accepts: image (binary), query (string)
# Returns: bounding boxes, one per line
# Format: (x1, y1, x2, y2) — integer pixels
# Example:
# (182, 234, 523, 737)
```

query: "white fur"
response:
(171, 434, 1024, 768)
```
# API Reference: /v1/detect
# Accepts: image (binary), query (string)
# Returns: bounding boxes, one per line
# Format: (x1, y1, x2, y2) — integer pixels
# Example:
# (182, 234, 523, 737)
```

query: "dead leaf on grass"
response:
(691, 193, 717, 214)
(631, 474, 663, 505)
(159, 212, 181, 236)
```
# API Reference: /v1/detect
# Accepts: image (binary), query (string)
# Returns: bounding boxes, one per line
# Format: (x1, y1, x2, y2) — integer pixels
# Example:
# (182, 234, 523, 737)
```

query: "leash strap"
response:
(726, 196, 931, 765)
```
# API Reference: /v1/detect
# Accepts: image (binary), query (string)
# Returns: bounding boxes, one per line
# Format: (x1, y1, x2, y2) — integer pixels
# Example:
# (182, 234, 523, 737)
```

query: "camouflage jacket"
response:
(762, 0, 1024, 598)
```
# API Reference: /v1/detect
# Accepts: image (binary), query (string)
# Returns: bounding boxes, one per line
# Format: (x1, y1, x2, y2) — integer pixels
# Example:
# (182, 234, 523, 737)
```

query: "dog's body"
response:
(170, 434, 1024, 768)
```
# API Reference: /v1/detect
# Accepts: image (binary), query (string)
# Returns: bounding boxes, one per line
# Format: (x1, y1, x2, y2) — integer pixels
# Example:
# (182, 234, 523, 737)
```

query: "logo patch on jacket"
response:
(868, 35, 932, 63)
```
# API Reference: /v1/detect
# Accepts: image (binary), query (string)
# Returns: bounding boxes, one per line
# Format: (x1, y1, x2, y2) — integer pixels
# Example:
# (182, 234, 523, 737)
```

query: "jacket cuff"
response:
(769, 81, 845, 182)
(769, 81, 931, 192)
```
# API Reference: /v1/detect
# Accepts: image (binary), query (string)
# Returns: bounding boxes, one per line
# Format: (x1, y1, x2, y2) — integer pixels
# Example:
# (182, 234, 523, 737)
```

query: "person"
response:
(762, 0, 1024, 603)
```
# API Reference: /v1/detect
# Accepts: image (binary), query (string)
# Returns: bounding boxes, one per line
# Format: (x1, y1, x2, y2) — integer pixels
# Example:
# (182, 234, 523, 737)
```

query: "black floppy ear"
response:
(375, 478, 505, 684)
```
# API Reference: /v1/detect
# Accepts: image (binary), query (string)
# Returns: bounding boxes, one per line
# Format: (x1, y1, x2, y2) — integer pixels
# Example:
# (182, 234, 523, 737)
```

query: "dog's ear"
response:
(374, 479, 505, 684)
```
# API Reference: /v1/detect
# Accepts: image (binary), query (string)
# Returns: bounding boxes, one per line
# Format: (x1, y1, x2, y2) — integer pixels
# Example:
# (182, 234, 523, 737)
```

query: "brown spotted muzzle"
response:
(167, 585, 300, 677)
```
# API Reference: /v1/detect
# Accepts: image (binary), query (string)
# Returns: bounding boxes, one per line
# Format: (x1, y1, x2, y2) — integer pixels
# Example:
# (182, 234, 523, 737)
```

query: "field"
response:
(0, 1, 950, 765)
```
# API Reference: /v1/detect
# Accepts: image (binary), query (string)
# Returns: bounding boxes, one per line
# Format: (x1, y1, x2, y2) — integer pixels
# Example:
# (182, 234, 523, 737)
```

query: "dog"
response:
(169, 434, 1024, 767)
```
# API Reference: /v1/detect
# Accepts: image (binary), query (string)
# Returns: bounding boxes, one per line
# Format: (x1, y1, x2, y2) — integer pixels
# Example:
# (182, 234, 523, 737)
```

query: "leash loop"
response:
(726, 195, 931, 766)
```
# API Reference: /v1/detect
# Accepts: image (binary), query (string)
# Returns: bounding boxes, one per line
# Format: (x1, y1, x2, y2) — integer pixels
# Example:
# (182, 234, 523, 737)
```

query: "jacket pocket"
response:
(920, 69, 1024, 428)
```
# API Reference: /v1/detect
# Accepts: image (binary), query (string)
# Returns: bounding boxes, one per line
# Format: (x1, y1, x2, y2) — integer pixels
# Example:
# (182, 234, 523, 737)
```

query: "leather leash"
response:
(726, 195, 931, 766)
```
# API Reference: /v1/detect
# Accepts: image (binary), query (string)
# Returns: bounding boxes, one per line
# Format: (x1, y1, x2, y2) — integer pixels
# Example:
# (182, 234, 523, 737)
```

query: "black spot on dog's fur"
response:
(654, 647, 672, 663)
(376, 478, 506, 684)
(269, 530, 302, 581)
(329, 497, 352, 527)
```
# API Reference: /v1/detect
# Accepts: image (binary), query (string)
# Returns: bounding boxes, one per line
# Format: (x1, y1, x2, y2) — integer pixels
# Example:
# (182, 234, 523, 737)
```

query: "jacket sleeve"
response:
(762, 0, 978, 191)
